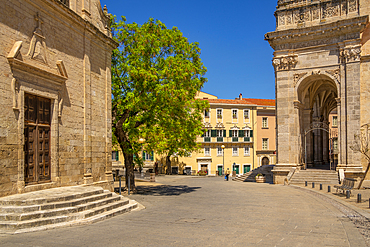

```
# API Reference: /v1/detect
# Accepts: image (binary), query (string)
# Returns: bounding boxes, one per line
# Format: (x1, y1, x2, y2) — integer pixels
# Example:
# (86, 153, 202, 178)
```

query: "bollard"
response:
(119, 176, 122, 195)
(357, 194, 361, 203)
(305, 181, 307, 187)
(128, 176, 130, 195)
(312, 182, 315, 188)
(320, 184, 322, 190)
(346, 190, 350, 199)
(328, 186, 331, 193)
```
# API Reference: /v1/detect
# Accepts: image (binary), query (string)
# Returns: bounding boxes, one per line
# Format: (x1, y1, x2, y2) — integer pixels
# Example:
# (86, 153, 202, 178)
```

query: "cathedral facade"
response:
(265, 0, 370, 184)
(0, 0, 116, 196)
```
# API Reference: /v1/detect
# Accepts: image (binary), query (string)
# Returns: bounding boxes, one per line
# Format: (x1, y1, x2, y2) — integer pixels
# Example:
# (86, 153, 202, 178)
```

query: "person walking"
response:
(225, 168, 230, 181)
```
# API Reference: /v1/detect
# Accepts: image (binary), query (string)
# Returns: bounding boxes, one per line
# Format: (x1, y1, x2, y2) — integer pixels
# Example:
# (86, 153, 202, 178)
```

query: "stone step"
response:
(0, 186, 140, 234)
(0, 193, 124, 221)
(0, 191, 113, 214)
(11, 200, 139, 234)
(0, 186, 105, 206)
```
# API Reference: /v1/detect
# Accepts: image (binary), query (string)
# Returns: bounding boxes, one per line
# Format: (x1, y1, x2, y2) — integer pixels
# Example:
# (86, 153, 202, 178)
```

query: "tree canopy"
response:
(111, 16, 208, 190)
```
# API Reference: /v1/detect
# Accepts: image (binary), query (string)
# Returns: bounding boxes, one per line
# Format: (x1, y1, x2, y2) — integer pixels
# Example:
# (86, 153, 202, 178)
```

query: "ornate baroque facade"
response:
(265, 0, 370, 184)
(0, 0, 116, 197)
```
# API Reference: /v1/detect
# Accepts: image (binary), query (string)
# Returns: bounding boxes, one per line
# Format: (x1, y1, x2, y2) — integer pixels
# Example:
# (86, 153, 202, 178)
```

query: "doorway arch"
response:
(296, 74, 338, 169)
(262, 157, 269, 166)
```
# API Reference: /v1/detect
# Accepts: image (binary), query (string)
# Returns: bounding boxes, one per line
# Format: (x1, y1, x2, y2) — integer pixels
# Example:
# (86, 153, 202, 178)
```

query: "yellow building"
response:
(112, 92, 276, 177)
(166, 92, 276, 176)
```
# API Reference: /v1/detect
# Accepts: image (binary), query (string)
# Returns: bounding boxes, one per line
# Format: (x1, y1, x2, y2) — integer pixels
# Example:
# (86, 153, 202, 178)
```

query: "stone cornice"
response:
(265, 15, 368, 51)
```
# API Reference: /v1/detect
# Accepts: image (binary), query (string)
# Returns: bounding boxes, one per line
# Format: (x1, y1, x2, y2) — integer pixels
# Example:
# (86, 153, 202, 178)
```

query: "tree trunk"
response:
(123, 151, 136, 193)
(357, 162, 370, 189)
(166, 155, 172, 175)
(114, 118, 136, 193)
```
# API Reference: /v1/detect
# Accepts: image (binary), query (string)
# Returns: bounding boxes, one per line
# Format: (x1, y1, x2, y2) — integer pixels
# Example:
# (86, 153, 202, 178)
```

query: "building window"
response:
(232, 130, 238, 137)
(204, 147, 210, 156)
(232, 109, 238, 122)
(262, 117, 268, 128)
(204, 130, 210, 137)
(333, 138, 338, 151)
(244, 109, 249, 122)
(143, 151, 154, 161)
(112, 151, 119, 161)
(217, 109, 222, 120)
(232, 147, 238, 156)
(204, 109, 210, 118)
(245, 129, 250, 137)
(332, 116, 338, 127)
(262, 138, 268, 150)
(244, 147, 250, 156)
(216, 130, 223, 137)
(217, 147, 223, 156)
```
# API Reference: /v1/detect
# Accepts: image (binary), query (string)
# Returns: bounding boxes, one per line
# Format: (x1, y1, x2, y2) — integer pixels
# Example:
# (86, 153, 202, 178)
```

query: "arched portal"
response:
(297, 74, 338, 169)
(262, 157, 270, 166)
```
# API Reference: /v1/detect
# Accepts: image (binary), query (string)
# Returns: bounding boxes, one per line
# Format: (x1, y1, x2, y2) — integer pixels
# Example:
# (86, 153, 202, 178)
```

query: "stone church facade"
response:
(265, 0, 370, 184)
(0, 0, 116, 197)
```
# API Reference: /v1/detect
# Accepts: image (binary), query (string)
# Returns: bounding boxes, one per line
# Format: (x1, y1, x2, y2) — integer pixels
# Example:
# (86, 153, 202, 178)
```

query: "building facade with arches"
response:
(265, 0, 370, 184)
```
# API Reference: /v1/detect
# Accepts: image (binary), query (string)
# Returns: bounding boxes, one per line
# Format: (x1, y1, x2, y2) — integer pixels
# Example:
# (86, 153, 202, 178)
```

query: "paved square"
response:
(0, 176, 367, 246)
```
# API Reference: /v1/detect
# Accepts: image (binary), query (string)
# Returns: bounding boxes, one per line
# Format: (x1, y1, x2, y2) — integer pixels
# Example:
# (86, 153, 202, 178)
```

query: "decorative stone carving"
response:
(286, 11, 292, 25)
(312, 5, 320, 20)
(348, 0, 357, 12)
(215, 122, 224, 129)
(58, 92, 63, 118)
(204, 122, 212, 129)
(341, 1, 347, 14)
(272, 55, 298, 71)
(27, 13, 48, 65)
(293, 72, 308, 87)
(312, 70, 320, 75)
(325, 69, 340, 82)
(278, 14, 285, 26)
(293, 100, 304, 109)
(340, 45, 361, 63)
(310, 121, 329, 131)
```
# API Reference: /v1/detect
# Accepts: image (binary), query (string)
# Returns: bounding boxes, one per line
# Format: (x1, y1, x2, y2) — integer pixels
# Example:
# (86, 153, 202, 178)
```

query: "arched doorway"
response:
(262, 157, 269, 166)
(297, 74, 338, 169)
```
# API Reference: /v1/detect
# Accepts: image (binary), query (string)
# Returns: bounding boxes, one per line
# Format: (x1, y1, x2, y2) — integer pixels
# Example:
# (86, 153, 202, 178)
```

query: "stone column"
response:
(83, 32, 93, 185)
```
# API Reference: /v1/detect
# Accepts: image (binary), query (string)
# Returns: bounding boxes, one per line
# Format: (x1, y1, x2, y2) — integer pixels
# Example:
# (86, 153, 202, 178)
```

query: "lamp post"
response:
(221, 145, 225, 176)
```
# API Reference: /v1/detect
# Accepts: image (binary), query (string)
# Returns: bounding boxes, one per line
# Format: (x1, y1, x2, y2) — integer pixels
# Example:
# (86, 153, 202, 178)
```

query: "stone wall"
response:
(0, 0, 116, 197)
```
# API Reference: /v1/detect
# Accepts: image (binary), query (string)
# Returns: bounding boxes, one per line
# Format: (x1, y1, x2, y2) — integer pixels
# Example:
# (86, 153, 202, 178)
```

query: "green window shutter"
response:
(211, 129, 216, 137)
(151, 151, 154, 161)
(239, 130, 244, 137)
(250, 130, 253, 138)
(229, 130, 232, 137)
(142, 151, 145, 160)
(133, 154, 136, 159)
(115, 151, 119, 161)
(223, 130, 226, 137)
(201, 131, 205, 137)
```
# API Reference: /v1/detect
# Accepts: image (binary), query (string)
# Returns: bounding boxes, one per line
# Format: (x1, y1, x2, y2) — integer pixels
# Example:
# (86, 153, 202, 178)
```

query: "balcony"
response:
(198, 137, 253, 143)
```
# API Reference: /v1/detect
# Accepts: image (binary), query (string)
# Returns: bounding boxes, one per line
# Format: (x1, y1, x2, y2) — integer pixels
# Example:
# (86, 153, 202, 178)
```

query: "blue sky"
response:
(101, 0, 278, 100)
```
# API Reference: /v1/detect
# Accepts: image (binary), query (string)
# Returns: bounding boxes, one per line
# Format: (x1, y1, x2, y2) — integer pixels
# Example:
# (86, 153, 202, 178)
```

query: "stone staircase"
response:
(289, 169, 339, 186)
(233, 165, 274, 183)
(0, 185, 139, 234)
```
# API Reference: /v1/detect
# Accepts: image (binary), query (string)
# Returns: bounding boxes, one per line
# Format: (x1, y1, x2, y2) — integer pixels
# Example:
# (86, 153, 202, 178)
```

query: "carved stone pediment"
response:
(203, 122, 212, 129)
(7, 13, 68, 83)
(215, 122, 225, 129)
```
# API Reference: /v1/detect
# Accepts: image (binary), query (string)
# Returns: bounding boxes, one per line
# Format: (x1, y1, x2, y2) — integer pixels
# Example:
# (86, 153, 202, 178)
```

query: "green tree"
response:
(111, 16, 207, 192)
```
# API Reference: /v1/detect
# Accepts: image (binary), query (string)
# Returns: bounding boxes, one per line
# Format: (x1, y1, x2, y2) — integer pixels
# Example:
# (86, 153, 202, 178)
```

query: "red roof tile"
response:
(203, 98, 275, 106)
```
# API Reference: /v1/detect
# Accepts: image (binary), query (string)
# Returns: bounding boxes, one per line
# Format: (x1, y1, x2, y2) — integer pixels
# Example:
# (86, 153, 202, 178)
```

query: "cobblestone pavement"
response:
(0, 176, 368, 247)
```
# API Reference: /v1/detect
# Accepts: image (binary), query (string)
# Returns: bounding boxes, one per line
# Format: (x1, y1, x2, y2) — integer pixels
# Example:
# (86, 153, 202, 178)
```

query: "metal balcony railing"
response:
(198, 137, 253, 143)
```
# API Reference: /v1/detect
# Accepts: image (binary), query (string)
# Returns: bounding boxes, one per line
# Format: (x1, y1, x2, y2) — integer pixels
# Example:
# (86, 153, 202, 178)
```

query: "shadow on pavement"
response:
(135, 185, 201, 196)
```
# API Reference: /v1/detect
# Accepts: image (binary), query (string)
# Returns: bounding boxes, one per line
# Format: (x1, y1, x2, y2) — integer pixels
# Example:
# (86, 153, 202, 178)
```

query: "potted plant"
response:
(197, 170, 207, 176)
(255, 173, 266, 183)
